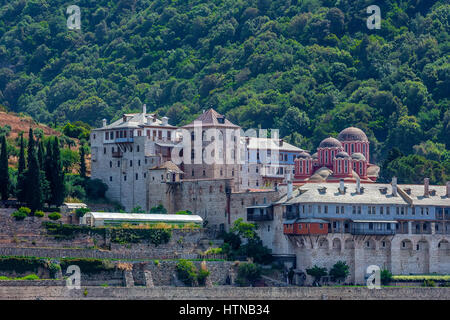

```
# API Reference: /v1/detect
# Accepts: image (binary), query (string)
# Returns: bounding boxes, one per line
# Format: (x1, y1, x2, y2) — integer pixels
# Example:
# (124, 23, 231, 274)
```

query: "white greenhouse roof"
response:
(86, 212, 203, 223)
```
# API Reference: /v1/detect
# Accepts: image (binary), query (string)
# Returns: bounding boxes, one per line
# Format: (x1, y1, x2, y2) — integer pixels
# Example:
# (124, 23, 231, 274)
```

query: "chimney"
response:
(392, 177, 397, 197)
(142, 104, 147, 115)
(162, 116, 169, 126)
(356, 176, 361, 194)
(287, 174, 293, 200)
(147, 115, 153, 125)
(447, 182, 450, 198)
(280, 139, 284, 147)
(102, 119, 107, 128)
(339, 179, 345, 194)
(424, 178, 429, 197)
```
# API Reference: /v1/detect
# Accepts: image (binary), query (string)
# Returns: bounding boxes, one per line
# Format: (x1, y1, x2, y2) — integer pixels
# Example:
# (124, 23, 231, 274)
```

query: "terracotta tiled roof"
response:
(151, 161, 184, 174)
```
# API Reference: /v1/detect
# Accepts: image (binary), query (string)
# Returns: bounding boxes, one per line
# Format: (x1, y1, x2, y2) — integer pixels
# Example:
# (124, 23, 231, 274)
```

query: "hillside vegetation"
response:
(0, 0, 448, 183)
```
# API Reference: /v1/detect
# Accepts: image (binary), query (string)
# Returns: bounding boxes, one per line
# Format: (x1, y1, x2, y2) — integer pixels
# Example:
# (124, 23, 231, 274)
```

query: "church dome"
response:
(297, 151, 312, 159)
(312, 152, 318, 159)
(351, 153, 366, 161)
(335, 151, 350, 159)
(337, 127, 368, 142)
(319, 137, 342, 149)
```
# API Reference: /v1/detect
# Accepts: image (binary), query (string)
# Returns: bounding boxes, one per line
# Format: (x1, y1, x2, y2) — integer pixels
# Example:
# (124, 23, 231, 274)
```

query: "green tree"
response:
(79, 143, 87, 179)
(0, 135, 9, 200)
(306, 265, 328, 286)
(51, 137, 65, 206)
(380, 269, 393, 285)
(329, 261, 350, 283)
(237, 262, 262, 287)
(24, 129, 43, 213)
(17, 132, 26, 203)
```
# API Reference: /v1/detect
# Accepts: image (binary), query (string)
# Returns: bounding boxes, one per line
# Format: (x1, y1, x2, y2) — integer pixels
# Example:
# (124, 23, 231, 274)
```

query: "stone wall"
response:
(130, 260, 235, 286)
(0, 286, 449, 300)
(286, 233, 450, 285)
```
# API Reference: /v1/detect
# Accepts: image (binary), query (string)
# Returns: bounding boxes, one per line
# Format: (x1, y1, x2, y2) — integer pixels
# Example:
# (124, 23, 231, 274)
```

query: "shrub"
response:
(34, 210, 44, 218)
(0, 256, 45, 273)
(150, 204, 167, 214)
(48, 212, 62, 220)
(176, 259, 198, 286)
(12, 210, 27, 220)
(175, 210, 192, 215)
(75, 207, 90, 218)
(203, 247, 223, 255)
(329, 261, 350, 282)
(306, 265, 328, 286)
(380, 269, 393, 285)
(237, 263, 262, 286)
(21, 274, 40, 280)
(154, 260, 160, 266)
(12, 207, 31, 220)
(48, 263, 61, 278)
(60, 258, 115, 274)
(197, 269, 210, 286)
(422, 279, 436, 287)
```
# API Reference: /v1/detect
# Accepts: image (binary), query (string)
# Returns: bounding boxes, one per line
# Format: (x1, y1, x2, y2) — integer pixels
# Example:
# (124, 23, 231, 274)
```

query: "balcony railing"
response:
(351, 228, 396, 235)
(286, 212, 299, 220)
(247, 213, 274, 221)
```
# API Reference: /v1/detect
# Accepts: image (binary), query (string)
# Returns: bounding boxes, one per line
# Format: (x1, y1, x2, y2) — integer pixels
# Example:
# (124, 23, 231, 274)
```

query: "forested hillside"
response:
(0, 0, 448, 183)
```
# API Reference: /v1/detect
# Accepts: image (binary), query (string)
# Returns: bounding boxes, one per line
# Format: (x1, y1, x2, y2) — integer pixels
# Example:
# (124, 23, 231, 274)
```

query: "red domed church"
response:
(294, 127, 379, 183)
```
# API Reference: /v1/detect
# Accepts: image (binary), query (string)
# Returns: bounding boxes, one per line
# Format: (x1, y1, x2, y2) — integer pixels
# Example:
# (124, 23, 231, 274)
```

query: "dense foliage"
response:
(236, 262, 262, 286)
(220, 218, 273, 264)
(60, 257, 114, 274)
(0, 0, 448, 183)
(175, 259, 199, 286)
(328, 260, 349, 282)
(0, 256, 46, 273)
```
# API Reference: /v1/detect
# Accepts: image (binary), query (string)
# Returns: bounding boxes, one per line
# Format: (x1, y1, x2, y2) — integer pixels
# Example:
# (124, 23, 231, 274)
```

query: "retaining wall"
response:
(0, 286, 448, 300)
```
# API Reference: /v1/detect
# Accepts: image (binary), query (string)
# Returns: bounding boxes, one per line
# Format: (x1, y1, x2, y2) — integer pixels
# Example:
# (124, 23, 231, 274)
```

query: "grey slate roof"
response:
(278, 183, 414, 205)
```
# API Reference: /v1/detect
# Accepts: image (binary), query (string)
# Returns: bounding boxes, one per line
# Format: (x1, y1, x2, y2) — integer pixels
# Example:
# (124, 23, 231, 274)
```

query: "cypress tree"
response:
(37, 139, 45, 171)
(51, 137, 65, 206)
(18, 132, 25, 175)
(79, 143, 86, 179)
(24, 128, 43, 213)
(27, 128, 34, 169)
(0, 135, 9, 201)
(38, 139, 50, 205)
(44, 139, 54, 198)
(17, 132, 26, 203)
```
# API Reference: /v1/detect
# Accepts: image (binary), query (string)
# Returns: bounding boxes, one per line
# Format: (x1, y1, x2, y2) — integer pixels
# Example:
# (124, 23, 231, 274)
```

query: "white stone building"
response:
(90, 105, 179, 211)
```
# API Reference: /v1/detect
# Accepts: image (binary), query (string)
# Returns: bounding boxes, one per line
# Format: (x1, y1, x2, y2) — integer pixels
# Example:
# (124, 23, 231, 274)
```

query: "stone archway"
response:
(415, 239, 430, 274)
(437, 239, 450, 274)
(332, 238, 342, 252)
(318, 237, 329, 250)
